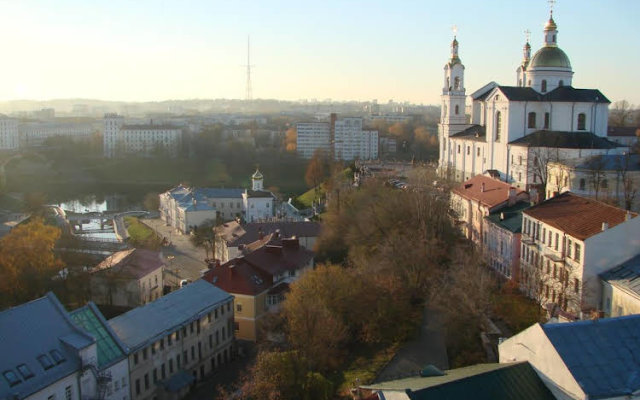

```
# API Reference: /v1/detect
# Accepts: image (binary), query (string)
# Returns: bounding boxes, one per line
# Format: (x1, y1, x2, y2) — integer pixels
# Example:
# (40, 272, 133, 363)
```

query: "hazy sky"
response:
(1, 0, 638, 105)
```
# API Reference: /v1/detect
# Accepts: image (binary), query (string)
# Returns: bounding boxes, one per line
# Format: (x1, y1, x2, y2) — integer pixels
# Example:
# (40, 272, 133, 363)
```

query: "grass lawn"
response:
(295, 184, 324, 209)
(335, 342, 399, 396)
(124, 216, 162, 250)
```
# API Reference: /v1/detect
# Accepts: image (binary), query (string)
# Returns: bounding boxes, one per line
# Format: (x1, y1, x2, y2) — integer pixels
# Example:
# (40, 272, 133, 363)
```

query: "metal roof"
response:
(542, 314, 640, 398)
(600, 254, 640, 298)
(485, 202, 531, 233)
(362, 362, 555, 400)
(108, 280, 232, 352)
(0, 293, 95, 400)
(508, 130, 619, 149)
(70, 303, 127, 368)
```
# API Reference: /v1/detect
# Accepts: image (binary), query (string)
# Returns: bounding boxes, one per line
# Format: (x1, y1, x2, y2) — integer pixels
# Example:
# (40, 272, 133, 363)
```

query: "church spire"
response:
(544, 0, 558, 46)
(522, 29, 531, 67)
(449, 25, 460, 65)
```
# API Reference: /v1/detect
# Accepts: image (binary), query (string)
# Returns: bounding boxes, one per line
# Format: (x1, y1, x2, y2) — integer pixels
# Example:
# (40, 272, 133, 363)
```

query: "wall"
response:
(103, 358, 130, 400)
(601, 282, 640, 318)
(24, 373, 80, 400)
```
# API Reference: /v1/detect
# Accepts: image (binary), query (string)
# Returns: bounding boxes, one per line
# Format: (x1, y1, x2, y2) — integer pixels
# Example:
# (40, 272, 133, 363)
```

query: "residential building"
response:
(0, 293, 98, 400)
(0, 114, 19, 150)
(214, 220, 320, 262)
(203, 235, 314, 341)
(108, 280, 234, 400)
(69, 303, 130, 400)
(19, 121, 93, 147)
(607, 126, 639, 149)
(483, 202, 530, 280)
(297, 114, 378, 160)
(499, 315, 640, 400)
(519, 192, 640, 317)
(90, 249, 164, 308)
(438, 11, 622, 188)
(450, 174, 528, 246)
(103, 114, 182, 158)
(358, 362, 555, 400)
(600, 254, 640, 317)
(546, 154, 640, 211)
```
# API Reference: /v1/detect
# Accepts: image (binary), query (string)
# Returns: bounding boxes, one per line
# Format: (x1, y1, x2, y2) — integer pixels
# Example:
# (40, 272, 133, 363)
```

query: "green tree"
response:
(189, 219, 217, 261)
(143, 192, 160, 212)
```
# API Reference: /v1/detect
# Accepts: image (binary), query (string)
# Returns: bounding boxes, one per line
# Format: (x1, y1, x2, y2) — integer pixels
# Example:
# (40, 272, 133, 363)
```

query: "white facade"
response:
(438, 13, 619, 190)
(103, 114, 181, 158)
(19, 121, 93, 146)
(0, 114, 19, 150)
(297, 116, 378, 160)
(296, 122, 331, 159)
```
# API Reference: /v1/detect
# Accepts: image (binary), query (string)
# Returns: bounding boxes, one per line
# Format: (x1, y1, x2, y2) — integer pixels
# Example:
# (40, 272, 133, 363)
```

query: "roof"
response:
(529, 45, 571, 69)
(69, 303, 127, 368)
(362, 362, 555, 400)
(608, 126, 640, 137)
(495, 85, 609, 103)
(108, 280, 232, 351)
(542, 314, 640, 398)
(600, 254, 640, 298)
(567, 154, 640, 172)
(203, 237, 313, 296)
(92, 248, 164, 280)
(470, 82, 498, 100)
(216, 221, 246, 243)
(227, 221, 321, 246)
(451, 175, 527, 210)
(508, 130, 619, 149)
(450, 125, 486, 142)
(197, 188, 244, 199)
(485, 202, 530, 233)
(0, 293, 95, 400)
(178, 201, 214, 212)
(245, 189, 276, 199)
(523, 192, 637, 240)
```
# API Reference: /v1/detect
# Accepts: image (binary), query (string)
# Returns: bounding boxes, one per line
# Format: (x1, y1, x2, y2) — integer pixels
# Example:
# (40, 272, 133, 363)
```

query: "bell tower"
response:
(440, 27, 467, 128)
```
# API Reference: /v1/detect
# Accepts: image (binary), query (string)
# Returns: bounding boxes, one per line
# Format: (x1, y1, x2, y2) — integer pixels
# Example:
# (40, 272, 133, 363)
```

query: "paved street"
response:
(141, 218, 209, 282)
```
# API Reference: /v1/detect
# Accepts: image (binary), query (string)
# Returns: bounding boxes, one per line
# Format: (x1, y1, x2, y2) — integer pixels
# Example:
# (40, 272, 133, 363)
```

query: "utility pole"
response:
(245, 36, 253, 101)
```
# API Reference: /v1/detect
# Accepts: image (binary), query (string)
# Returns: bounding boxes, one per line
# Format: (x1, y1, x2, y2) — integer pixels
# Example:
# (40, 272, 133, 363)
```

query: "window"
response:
(541, 80, 547, 92)
(168, 334, 172, 346)
(574, 278, 580, 293)
(3, 370, 21, 387)
(16, 364, 34, 380)
(559, 80, 564, 87)
(518, 155, 522, 165)
(577, 113, 586, 130)
(575, 243, 581, 261)
(466, 146, 470, 155)
(161, 364, 166, 380)
(495, 112, 502, 141)
(50, 350, 66, 364)
(454, 76, 460, 90)
(207, 313, 211, 323)
(183, 350, 188, 363)
(144, 374, 149, 390)
(579, 178, 585, 190)
(528, 112, 536, 128)
(169, 359, 174, 374)
(544, 112, 550, 129)
(455, 105, 459, 115)
(191, 346, 195, 360)
(177, 354, 181, 368)
(548, 231, 552, 245)
(457, 144, 460, 154)
(153, 369, 157, 384)
(566, 239, 572, 258)
(236, 304, 242, 312)
(143, 348, 148, 360)
(555, 233, 559, 250)
(477, 148, 480, 156)
(38, 354, 54, 370)
(151, 343, 156, 355)
(135, 380, 140, 396)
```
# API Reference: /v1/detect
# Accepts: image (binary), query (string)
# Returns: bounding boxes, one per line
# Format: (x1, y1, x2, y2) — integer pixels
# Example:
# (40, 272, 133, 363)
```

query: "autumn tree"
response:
(284, 127, 297, 152)
(143, 192, 160, 212)
(304, 149, 331, 202)
(0, 218, 64, 308)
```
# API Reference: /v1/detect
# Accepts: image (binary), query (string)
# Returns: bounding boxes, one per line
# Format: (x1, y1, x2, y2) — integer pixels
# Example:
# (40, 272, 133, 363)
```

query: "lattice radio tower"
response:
(245, 36, 254, 101)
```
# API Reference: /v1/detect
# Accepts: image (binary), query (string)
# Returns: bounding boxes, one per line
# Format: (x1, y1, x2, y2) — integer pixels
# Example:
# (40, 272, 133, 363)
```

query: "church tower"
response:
(251, 168, 264, 191)
(516, 33, 531, 87)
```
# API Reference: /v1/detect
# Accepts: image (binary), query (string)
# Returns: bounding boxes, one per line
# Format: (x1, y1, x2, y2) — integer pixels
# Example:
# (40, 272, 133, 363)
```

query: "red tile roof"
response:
(524, 192, 638, 240)
(452, 175, 527, 209)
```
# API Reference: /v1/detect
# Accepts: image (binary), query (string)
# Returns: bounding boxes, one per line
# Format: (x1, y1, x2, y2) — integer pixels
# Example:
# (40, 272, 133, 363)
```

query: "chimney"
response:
(508, 187, 516, 206)
(602, 222, 609, 231)
(481, 182, 486, 192)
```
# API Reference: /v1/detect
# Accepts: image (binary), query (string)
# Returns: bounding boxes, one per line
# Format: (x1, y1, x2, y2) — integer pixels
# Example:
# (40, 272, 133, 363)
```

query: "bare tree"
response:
(616, 152, 638, 211)
(586, 156, 607, 200)
(610, 100, 634, 127)
(528, 146, 562, 199)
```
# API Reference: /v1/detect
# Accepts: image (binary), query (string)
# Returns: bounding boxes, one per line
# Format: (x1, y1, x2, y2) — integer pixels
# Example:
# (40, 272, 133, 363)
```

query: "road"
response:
(141, 218, 209, 283)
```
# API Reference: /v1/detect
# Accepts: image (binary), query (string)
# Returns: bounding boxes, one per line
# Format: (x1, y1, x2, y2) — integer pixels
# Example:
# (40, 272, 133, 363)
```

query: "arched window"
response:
(446, 77, 450, 90)
(495, 111, 502, 141)
(455, 105, 459, 115)
(579, 178, 585, 190)
(528, 112, 537, 129)
(541, 80, 547, 92)
(577, 113, 586, 130)
(559, 80, 564, 87)
(544, 112, 550, 129)
(454, 77, 460, 90)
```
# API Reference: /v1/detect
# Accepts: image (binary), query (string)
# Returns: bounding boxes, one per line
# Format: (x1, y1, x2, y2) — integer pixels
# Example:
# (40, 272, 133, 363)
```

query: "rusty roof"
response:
(452, 175, 527, 210)
(523, 192, 637, 240)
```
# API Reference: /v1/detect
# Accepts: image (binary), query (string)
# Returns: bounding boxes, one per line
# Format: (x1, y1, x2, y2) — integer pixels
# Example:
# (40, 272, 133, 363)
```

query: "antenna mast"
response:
(245, 36, 253, 101)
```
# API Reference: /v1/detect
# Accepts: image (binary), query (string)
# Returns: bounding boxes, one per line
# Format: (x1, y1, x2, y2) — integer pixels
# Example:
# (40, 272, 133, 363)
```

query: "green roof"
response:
(363, 362, 555, 400)
(70, 303, 127, 368)
(529, 46, 571, 69)
(485, 202, 530, 233)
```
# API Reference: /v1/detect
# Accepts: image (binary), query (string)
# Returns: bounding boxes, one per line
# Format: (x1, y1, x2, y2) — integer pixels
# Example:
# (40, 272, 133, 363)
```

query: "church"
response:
(438, 10, 621, 193)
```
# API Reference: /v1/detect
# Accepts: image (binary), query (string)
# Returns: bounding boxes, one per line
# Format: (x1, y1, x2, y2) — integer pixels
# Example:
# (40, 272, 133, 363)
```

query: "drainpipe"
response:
(570, 102, 575, 131)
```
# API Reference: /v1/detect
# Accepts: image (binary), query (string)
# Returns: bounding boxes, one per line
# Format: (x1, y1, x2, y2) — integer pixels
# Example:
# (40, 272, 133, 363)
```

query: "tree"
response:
(143, 192, 160, 212)
(189, 219, 217, 261)
(616, 152, 638, 211)
(304, 149, 330, 202)
(0, 218, 64, 308)
(284, 127, 297, 152)
(586, 155, 607, 200)
(610, 100, 634, 127)
(527, 146, 562, 198)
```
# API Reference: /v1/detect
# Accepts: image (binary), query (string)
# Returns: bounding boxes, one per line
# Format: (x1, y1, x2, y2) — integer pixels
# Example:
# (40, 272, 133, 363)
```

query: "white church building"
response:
(438, 11, 622, 193)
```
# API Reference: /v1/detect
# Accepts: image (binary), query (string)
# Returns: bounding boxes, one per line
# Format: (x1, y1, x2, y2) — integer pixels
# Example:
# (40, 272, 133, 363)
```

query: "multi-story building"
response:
(296, 114, 378, 160)
(203, 235, 314, 341)
(103, 114, 182, 158)
(483, 202, 530, 280)
(0, 114, 19, 150)
(450, 174, 528, 246)
(108, 280, 234, 400)
(438, 11, 622, 189)
(19, 121, 93, 147)
(519, 192, 640, 318)
(546, 154, 640, 211)
(0, 293, 98, 400)
(90, 249, 164, 308)
(69, 303, 130, 400)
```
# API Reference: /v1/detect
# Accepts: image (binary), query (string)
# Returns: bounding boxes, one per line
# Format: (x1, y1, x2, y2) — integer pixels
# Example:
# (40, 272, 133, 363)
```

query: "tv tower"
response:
(245, 36, 253, 101)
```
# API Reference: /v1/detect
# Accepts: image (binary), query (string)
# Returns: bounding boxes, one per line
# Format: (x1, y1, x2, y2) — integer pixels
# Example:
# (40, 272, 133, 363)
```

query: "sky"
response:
(0, 0, 638, 105)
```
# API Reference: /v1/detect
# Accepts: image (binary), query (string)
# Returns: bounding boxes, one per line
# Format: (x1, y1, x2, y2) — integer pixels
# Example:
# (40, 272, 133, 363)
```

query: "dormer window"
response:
(3, 370, 21, 387)
(16, 364, 34, 380)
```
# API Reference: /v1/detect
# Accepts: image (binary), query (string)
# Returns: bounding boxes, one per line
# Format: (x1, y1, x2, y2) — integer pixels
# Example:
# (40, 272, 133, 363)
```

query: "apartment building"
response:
(295, 122, 331, 159)
(296, 114, 378, 160)
(103, 114, 181, 158)
(483, 202, 530, 280)
(0, 114, 19, 150)
(519, 192, 640, 317)
(108, 280, 234, 400)
(19, 121, 93, 146)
